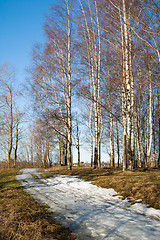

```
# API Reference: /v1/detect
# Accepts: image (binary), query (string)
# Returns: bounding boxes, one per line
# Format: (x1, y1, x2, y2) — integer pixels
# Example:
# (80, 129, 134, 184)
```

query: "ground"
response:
(17, 168, 160, 240)
(0, 166, 160, 239)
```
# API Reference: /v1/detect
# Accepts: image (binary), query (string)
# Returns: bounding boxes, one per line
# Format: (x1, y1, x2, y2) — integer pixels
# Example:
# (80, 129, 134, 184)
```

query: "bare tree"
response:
(13, 105, 23, 168)
(30, 0, 74, 169)
(0, 64, 15, 168)
(78, 0, 103, 168)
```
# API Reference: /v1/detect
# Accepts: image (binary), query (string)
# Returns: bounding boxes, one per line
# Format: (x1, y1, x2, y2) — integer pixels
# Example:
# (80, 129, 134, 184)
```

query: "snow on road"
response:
(17, 168, 160, 240)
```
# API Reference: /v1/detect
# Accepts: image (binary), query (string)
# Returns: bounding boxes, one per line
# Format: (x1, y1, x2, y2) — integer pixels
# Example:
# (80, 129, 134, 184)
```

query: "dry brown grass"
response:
(41, 166, 160, 209)
(0, 169, 77, 240)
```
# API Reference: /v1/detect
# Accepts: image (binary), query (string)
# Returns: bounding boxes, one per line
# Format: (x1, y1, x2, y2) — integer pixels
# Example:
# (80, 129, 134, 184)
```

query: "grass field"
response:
(0, 169, 77, 240)
(41, 166, 160, 209)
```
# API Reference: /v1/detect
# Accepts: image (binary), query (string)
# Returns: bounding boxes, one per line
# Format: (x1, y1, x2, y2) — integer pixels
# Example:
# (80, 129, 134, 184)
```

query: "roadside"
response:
(0, 169, 77, 240)
(40, 166, 160, 209)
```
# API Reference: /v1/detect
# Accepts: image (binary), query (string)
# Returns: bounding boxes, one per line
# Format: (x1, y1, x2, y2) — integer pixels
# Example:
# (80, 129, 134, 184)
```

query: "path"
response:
(17, 168, 160, 240)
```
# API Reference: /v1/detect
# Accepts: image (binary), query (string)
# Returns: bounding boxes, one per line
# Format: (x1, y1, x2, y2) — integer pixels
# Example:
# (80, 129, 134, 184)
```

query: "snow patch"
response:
(17, 169, 160, 240)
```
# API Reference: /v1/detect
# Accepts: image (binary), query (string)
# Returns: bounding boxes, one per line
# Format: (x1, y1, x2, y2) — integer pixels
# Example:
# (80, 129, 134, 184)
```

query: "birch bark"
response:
(66, 0, 72, 170)
(116, 121, 120, 168)
(110, 106, 114, 167)
(79, 0, 103, 168)
(76, 120, 80, 167)
(120, 0, 134, 170)
(146, 71, 153, 166)
(14, 106, 19, 168)
(158, 93, 160, 167)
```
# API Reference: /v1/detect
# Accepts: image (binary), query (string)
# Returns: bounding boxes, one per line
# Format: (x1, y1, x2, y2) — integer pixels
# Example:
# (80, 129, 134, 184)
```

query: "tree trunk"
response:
(135, 106, 142, 168)
(59, 139, 62, 165)
(67, 1, 72, 170)
(123, 133, 127, 171)
(8, 89, 13, 169)
(30, 138, 33, 166)
(91, 137, 93, 167)
(158, 94, 160, 167)
(146, 84, 149, 167)
(121, 0, 134, 170)
(146, 70, 153, 167)
(14, 131, 18, 168)
(120, 5, 126, 171)
(110, 110, 114, 167)
(80, 0, 102, 169)
(116, 121, 120, 168)
(128, 12, 135, 169)
(153, 96, 156, 167)
(62, 142, 65, 165)
(65, 139, 68, 166)
(98, 140, 101, 168)
(76, 120, 80, 167)
(14, 107, 19, 168)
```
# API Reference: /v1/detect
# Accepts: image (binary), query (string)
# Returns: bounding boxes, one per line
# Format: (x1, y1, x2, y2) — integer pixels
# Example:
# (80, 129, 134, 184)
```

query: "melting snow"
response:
(17, 168, 160, 240)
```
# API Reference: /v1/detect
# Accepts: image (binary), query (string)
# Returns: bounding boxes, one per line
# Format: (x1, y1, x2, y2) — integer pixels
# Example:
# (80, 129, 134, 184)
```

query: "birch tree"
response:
(76, 119, 81, 166)
(119, 0, 135, 170)
(29, 0, 159, 169)
(0, 64, 15, 168)
(78, 0, 103, 168)
(31, 0, 74, 169)
(13, 105, 23, 168)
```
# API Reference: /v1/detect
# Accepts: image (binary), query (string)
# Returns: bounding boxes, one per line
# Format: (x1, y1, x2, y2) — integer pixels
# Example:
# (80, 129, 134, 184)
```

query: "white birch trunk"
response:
(76, 120, 80, 167)
(146, 73, 153, 166)
(80, 0, 103, 168)
(128, 13, 135, 169)
(121, 0, 134, 170)
(119, 7, 127, 171)
(110, 108, 114, 167)
(116, 121, 120, 168)
(152, 97, 156, 167)
(14, 106, 19, 168)
(146, 84, 149, 165)
(66, 0, 72, 170)
(135, 106, 141, 168)
(158, 93, 160, 167)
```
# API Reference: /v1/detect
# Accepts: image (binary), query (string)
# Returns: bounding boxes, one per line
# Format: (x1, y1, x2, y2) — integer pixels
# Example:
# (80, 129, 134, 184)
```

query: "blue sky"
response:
(0, 0, 57, 84)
